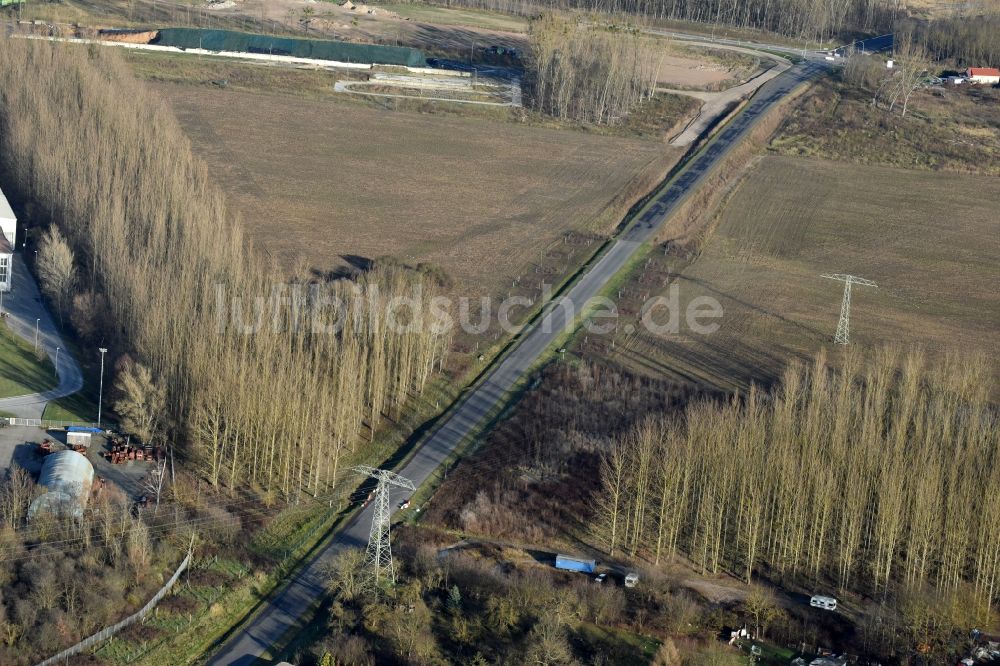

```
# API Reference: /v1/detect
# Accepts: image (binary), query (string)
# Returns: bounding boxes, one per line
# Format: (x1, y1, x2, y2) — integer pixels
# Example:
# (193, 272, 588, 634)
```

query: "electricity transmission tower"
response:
(353, 465, 415, 589)
(821, 274, 877, 345)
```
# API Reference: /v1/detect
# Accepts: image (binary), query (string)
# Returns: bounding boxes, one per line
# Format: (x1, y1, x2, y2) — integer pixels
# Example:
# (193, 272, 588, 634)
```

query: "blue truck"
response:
(555, 555, 596, 574)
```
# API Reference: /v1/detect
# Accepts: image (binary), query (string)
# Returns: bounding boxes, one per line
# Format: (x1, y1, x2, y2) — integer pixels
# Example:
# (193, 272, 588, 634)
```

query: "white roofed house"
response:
(0, 186, 16, 292)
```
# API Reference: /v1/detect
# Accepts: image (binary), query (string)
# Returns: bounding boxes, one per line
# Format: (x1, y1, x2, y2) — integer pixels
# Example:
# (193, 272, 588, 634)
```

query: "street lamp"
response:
(34, 318, 40, 352)
(98, 347, 108, 427)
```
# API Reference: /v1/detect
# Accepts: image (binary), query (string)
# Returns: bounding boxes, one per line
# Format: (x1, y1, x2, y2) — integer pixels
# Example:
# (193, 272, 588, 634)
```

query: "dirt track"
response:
(661, 43, 790, 146)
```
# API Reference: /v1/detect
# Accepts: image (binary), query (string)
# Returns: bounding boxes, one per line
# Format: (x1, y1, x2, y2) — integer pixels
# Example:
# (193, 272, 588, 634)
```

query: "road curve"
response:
(0, 255, 84, 419)
(206, 58, 827, 665)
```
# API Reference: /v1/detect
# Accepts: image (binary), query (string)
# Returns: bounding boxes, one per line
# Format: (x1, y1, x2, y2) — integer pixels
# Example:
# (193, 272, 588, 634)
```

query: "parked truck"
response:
(555, 555, 596, 574)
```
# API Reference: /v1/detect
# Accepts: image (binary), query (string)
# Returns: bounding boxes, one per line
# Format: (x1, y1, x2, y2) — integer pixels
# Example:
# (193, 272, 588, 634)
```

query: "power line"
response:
(4, 388, 595, 562)
(821, 273, 877, 345)
(0, 474, 363, 564)
(353, 465, 414, 590)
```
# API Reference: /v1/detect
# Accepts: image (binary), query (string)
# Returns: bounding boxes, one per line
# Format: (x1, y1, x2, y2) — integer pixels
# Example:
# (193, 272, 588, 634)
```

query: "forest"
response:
(306, 527, 760, 665)
(527, 15, 662, 125)
(418, 0, 901, 40)
(420, 350, 998, 663)
(598, 349, 1000, 614)
(896, 13, 1000, 67)
(0, 36, 452, 498)
(433, 0, 999, 71)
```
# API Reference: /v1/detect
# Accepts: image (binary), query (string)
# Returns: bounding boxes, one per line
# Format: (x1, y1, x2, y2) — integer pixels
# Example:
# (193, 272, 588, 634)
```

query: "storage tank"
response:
(28, 450, 95, 520)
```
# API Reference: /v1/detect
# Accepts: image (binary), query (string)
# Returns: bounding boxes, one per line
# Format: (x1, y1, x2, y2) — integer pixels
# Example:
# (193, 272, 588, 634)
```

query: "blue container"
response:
(555, 555, 596, 573)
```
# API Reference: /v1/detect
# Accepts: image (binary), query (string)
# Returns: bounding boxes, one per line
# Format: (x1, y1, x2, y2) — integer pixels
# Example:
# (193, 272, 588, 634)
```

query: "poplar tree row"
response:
(599, 348, 1000, 612)
(528, 15, 662, 125)
(0, 38, 452, 496)
(423, 0, 899, 40)
(896, 13, 1000, 67)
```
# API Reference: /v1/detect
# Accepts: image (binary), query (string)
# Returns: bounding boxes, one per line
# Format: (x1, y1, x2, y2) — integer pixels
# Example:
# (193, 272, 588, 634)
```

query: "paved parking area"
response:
(0, 424, 152, 498)
(0, 425, 49, 476)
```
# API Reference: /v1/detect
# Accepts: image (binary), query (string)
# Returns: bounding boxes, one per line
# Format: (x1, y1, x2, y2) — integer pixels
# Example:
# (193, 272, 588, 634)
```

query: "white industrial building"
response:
(0, 186, 16, 292)
(28, 450, 95, 521)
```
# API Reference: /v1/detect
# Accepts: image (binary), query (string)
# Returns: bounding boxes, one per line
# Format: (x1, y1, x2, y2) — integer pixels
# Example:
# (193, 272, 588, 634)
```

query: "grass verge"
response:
(0, 319, 56, 398)
(41, 336, 103, 424)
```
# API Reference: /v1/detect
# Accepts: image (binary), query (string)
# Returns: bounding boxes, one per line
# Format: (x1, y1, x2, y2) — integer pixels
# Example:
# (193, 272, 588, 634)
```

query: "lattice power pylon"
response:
(353, 465, 415, 589)
(821, 274, 877, 345)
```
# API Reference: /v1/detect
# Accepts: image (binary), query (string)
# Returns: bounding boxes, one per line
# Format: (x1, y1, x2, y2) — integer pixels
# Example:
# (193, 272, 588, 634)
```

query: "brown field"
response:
(157, 82, 686, 295)
(595, 155, 1000, 393)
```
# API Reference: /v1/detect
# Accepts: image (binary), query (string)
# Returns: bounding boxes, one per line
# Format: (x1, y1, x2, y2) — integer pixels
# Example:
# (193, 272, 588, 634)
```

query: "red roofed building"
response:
(966, 67, 1000, 84)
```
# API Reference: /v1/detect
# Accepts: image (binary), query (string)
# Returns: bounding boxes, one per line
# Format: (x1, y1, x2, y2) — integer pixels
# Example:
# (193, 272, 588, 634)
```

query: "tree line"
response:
(0, 37, 452, 498)
(415, 0, 900, 40)
(598, 348, 1000, 614)
(527, 14, 662, 125)
(896, 13, 1000, 67)
(843, 37, 930, 117)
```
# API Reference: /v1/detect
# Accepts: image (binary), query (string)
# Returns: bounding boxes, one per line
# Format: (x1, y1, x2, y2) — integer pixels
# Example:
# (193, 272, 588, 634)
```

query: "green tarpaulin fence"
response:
(154, 28, 425, 67)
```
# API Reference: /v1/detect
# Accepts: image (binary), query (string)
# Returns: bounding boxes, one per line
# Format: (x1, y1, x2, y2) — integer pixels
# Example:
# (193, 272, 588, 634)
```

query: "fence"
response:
(35, 550, 192, 666)
(155, 27, 426, 67)
(6, 417, 100, 429)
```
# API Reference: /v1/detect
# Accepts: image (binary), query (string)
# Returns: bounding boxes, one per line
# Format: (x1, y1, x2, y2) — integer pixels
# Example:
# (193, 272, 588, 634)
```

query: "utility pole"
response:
(821, 274, 877, 345)
(353, 465, 415, 590)
(54, 346, 60, 378)
(97, 347, 108, 426)
(33, 318, 39, 352)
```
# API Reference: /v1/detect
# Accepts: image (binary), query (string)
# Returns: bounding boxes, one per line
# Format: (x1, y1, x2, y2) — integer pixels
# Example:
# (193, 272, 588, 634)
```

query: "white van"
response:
(809, 595, 837, 611)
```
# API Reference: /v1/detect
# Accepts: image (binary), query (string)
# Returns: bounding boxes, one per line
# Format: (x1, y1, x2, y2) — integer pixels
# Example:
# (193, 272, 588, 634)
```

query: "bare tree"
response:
(890, 40, 931, 117)
(325, 548, 366, 602)
(597, 440, 629, 556)
(596, 349, 999, 615)
(0, 37, 452, 499)
(113, 361, 166, 444)
(528, 15, 661, 126)
(0, 465, 33, 528)
(35, 224, 76, 322)
(744, 585, 782, 640)
(141, 459, 168, 518)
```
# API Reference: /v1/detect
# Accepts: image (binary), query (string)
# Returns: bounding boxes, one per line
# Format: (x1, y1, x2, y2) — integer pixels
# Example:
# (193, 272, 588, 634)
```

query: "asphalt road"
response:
(207, 57, 828, 666)
(0, 255, 84, 419)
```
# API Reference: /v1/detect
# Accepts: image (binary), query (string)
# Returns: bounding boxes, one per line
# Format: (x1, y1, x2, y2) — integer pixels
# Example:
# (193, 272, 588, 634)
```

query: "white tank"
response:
(28, 450, 95, 520)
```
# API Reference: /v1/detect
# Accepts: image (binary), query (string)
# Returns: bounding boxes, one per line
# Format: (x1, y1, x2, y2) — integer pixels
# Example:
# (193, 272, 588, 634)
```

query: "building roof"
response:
(0, 186, 15, 223)
(967, 67, 1000, 77)
(28, 450, 95, 520)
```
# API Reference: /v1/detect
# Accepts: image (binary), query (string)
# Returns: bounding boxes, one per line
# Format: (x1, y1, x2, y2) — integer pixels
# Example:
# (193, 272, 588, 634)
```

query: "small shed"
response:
(966, 67, 1000, 84)
(28, 450, 95, 520)
(66, 426, 100, 448)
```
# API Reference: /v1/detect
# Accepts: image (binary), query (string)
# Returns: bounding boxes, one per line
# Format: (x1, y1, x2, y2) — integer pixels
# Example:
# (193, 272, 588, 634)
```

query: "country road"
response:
(206, 56, 828, 665)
